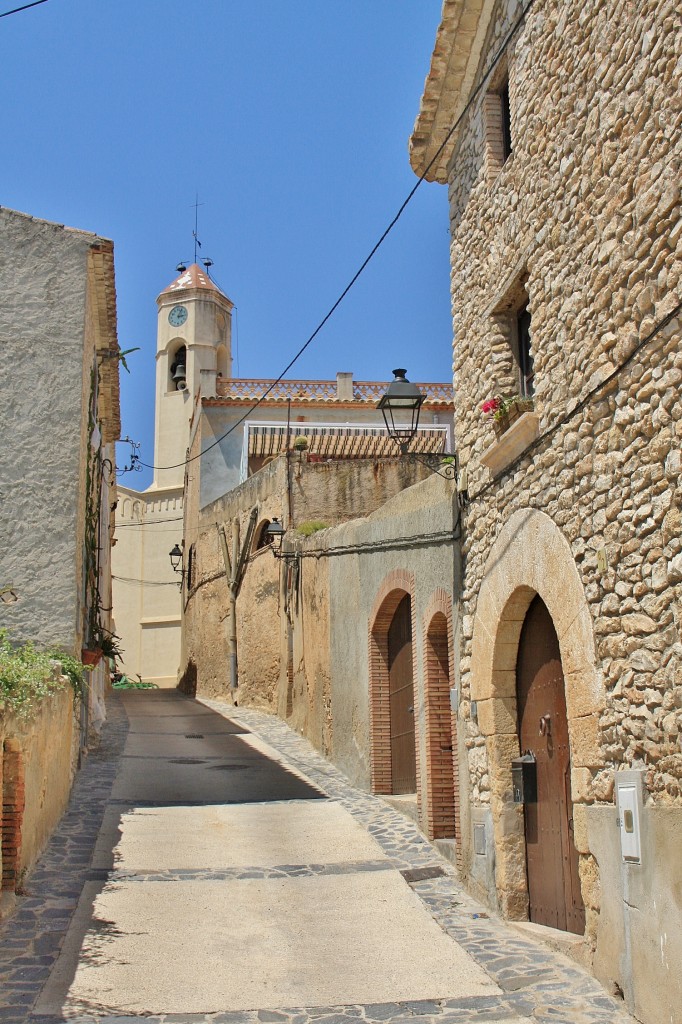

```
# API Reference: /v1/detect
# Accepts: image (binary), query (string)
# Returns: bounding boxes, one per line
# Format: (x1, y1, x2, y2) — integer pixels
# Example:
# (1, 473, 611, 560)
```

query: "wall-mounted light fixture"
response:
(377, 369, 457, 482)
(264, 518, 299, 560)
(377, 368, 425, 454)
(169, 543, 186, 586)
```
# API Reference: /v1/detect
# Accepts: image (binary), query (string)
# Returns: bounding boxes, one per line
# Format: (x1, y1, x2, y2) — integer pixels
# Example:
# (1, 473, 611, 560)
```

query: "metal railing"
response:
(217, 378, 453, 404)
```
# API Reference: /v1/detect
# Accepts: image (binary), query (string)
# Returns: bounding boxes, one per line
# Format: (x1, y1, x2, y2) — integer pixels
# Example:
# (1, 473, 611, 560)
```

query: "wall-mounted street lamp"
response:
(377, 369, 457, 483)
(264, 518, 299, 560)
(377, 368, 425, 454)
(169, 543, 186, 586)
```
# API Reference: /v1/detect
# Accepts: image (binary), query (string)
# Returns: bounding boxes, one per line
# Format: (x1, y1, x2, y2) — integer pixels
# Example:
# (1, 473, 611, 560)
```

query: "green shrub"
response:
(0, 629, 81, 717)
(295, 520, 329, 537)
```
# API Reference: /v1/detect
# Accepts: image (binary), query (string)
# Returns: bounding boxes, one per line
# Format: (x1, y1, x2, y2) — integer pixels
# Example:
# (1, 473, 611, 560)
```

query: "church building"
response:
(113, 265, 453, 686)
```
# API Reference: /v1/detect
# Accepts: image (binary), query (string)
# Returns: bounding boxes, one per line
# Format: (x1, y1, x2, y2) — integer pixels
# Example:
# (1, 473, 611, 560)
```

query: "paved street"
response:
(0, 690, 636, 1024)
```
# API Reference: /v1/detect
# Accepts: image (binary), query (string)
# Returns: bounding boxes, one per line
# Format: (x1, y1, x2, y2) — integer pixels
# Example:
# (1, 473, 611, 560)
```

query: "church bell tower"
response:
(151, 263, 234, 490)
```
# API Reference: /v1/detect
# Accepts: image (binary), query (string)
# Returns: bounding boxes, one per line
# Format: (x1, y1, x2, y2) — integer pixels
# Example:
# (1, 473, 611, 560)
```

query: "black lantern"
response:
(265, 518, 285, 545)
(377, 369, 425, 453)
(169, 543, 183, 574)
(264, 518, 298, 560)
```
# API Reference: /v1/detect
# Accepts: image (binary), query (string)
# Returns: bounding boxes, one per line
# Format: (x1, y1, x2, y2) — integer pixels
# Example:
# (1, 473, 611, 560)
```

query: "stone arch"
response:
(252, 518, 273, 553)
(470, 507, 605, 920)
(423, 589, 459, 844)
(368, 570, 419, 796)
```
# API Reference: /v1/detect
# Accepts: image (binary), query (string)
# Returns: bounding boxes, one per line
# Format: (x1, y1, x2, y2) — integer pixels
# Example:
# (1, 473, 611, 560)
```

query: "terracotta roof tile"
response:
(160, 263, 224, 296)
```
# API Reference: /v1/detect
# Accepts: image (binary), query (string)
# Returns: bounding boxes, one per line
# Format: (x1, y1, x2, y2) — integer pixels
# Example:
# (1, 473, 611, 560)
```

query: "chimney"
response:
(336, 372, 353, 401)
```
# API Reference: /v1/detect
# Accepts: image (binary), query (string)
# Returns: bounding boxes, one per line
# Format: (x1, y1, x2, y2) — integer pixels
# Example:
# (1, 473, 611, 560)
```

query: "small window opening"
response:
(500, 80, 512, 163)
(515, 303, 534, 398)
(254, 520, 274, 552)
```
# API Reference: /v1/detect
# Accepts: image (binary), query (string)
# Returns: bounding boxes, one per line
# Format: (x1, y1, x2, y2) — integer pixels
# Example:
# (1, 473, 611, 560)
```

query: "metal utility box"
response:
(615, 772, 644, 864)
(512, 752, 537, 804)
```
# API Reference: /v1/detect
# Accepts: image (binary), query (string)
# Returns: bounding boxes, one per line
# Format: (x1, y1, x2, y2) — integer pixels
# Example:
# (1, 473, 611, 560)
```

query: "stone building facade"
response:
(410, 1, 681, 1021)
(179, 449, 462, 848)
(0, 206, 120, 735)
(0, 207, 121, 910)
(113, 261, 453, 687)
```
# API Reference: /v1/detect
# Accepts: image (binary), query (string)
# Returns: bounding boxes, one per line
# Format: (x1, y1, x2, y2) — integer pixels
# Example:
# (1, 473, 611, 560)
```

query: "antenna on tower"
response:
(192, 192, 205, 264)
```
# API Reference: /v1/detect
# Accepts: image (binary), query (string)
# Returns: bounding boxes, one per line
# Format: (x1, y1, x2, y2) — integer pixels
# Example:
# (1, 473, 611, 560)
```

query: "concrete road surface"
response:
(37, 690, 497, 1016)
(1, 689, 635, 1024)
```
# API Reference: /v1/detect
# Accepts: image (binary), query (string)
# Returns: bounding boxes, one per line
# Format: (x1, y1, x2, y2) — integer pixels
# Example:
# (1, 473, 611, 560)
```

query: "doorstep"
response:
(381, 796, 459, 871)
(381, 793, 419, 826)
(510, 919, 592, 970)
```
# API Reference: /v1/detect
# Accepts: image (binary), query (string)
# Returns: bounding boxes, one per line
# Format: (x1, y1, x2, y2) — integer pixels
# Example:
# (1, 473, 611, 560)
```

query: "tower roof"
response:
(158, 263, 231, 302)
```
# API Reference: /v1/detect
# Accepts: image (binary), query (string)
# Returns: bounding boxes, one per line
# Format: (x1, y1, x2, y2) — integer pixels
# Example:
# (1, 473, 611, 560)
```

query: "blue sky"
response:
(3, 0, 451, 489)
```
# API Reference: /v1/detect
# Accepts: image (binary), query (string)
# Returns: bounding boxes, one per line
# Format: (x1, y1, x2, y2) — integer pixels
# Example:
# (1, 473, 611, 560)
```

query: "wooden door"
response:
(388, 594, 416, 794)
(516, 596, 585, 933)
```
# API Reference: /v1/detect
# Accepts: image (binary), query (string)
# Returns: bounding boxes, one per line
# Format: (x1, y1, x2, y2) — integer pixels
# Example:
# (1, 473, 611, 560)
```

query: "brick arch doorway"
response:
(388, 594, 416, 794)
(424, 609, 458, 841)
(517, 595, 585, 933)
(368, 575, 418, 797)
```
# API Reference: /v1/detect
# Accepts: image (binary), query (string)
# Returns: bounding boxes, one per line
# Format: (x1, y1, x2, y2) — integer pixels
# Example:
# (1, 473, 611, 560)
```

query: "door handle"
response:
(539, 714, 551, 736)
(407, 705, 414, 713)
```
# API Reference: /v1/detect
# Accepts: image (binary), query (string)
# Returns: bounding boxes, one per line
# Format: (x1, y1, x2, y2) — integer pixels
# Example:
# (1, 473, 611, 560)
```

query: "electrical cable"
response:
(115, 515, 183, 528)
(0, 0, 48, 17)
(112, 574, 178, 587)
(139, 0, 539, 473)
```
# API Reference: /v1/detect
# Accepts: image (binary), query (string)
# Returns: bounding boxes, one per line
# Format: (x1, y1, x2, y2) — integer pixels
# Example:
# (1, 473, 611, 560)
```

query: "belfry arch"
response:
(470, 508, 606, 922)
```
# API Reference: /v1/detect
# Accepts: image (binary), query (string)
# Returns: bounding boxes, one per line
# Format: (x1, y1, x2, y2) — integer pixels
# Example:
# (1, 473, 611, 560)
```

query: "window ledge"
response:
(480, 412, 540, 477)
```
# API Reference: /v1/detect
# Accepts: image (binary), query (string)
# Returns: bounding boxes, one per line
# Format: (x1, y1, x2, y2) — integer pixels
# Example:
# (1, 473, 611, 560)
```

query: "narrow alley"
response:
(0, 690, 636, 1024)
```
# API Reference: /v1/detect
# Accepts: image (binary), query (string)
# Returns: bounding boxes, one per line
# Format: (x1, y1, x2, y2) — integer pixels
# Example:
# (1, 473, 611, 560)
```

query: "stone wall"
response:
(0, 208, 119, 662)
(0, 684, 77, 918)
(0, 210, 94, 650)
(180, 453, 433, 708)
(424, 0, 681, 1018)
(290, 473, 461, 829)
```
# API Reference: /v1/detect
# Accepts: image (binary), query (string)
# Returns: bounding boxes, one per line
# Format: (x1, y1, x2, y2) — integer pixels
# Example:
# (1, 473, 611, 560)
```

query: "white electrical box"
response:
(616, 779, 642, 864)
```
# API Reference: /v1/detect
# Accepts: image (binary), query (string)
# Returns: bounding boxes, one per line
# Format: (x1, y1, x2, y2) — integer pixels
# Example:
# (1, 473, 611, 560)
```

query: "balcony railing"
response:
(216, 377, 453, 405)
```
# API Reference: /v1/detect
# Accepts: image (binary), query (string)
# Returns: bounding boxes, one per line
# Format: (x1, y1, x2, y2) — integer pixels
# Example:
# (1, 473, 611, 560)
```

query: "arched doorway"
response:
(368, 572, 418, 797)
(424, 611, 456, 839)
(517, 596, 585, 933)
(388, 594, 416, 794)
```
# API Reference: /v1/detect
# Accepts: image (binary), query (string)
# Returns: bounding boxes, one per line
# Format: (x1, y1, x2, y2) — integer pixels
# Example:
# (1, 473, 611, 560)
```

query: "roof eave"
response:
(88, 241, 121, 445)
(409, 0, 497, 183)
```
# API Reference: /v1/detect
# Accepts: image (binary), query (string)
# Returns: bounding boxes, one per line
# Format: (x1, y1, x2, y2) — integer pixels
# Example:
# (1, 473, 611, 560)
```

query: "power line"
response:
(112, 574, 178, 587)
(115, 516, 183, 528)
(0, 0, 49, 17)
(139, 0, 538, 473)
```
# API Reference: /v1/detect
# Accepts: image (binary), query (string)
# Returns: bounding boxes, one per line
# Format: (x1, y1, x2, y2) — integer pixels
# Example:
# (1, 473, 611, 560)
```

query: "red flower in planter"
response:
(480, 397, 502, 416)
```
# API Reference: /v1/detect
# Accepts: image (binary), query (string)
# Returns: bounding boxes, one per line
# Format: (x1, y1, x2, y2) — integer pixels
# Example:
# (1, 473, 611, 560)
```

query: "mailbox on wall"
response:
(512, 752, 537, 804)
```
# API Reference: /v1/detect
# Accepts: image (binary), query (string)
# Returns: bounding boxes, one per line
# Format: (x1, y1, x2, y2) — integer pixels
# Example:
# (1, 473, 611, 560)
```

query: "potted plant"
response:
(80, 646, 103, 669)
(481, 395, 534, 439)
(81, 628, 123, 671)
